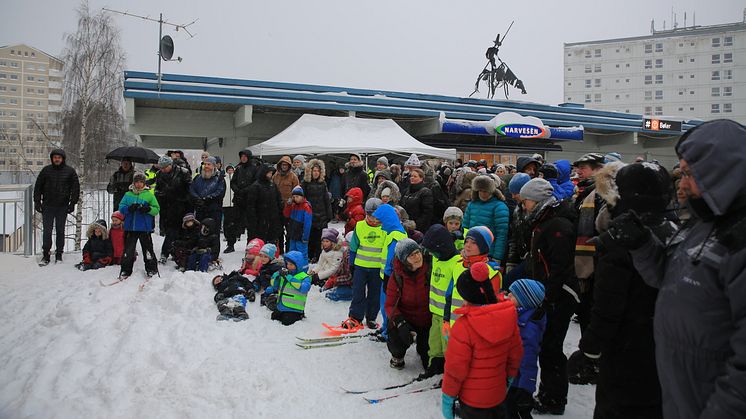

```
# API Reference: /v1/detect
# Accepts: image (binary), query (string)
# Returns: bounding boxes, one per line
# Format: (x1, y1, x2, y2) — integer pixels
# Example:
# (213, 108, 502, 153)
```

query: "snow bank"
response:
(0, 230, 594, 418)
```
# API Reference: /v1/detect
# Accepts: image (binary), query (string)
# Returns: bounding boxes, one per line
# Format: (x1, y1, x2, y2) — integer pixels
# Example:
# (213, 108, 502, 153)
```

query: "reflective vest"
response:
(428, 254, 461, 316)
(353, 221, 385, 269)
(278, 272, 310, 312)
(145, 168, 158, 190)
(380, 230, 407, 279)
(447, 261, 502, 326)
(454, 227, 468, 251)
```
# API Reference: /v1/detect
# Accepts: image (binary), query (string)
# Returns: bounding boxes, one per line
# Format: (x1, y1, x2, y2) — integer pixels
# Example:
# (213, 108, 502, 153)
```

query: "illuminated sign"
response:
(496, 123, 548, 139)
(643, 118, 682, 132)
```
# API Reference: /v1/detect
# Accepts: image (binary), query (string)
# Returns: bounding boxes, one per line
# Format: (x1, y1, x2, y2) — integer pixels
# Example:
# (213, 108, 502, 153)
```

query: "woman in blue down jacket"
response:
(463, 174, 510, 265)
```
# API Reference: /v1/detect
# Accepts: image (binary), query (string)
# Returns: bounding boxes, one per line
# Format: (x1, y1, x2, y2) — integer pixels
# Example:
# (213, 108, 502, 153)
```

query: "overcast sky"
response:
(1, 0, 743, 105)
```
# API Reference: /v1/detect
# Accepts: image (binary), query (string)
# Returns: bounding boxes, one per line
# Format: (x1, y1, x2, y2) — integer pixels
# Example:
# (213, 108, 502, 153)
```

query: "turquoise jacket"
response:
(463, 197, 509, 262)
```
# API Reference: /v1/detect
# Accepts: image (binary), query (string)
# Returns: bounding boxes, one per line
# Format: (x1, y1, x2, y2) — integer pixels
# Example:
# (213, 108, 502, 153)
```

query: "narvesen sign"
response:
(643, 118, 682, 132)
(496, 123, 548, 139)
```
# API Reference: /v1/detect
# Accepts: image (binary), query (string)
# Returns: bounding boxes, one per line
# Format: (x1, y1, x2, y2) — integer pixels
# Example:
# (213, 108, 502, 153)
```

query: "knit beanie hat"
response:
(394, 238, 421, 262)
(158, 155, 173, 168)
(204, 156, 217, 166)
(538, 164, 558, 179)
(442, 206, 464, 223)
(259, 243, 277, 260)
(509, 279, 546, 309)
(321, 227, 340, 243)
(365, 197, 383, 214)
(404, 153, 421, 167)
(456, 261, 497, 305)
(465, 226, 494, 255)
(377, 156, 389, 167)
(245, 238, 265, 255)
(292, 186, 304, 196)
(508, 173, 531, 195)
(93, 218, 107, 229)
(604, 152, 623, 164)
(111, 211, 125, 221)
(520, 178, 554, 202)
(293, 155, 306, 164)
(132, 171, 147, 184)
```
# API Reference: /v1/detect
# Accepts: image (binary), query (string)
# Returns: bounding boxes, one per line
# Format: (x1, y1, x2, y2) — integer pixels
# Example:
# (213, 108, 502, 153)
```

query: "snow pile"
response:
(0, 232, 594, 418)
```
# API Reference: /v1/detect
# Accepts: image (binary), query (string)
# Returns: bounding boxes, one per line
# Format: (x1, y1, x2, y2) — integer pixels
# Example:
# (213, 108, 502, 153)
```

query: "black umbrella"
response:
(106, 146, 161, 164)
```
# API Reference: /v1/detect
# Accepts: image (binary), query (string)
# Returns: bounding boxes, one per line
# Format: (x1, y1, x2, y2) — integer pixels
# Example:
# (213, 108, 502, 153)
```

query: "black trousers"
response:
(538, 292, 578, 406)
(121, 231, 158, 276)
(458, 401, 505, 419)
(161, 226, 180, 258)
(576, 275, 595, 334)
(308, 225, 323, 261)
(223, 206, 240, 245)
(271, 310, 303, 326)
(386, 322, 430, 369)
(42, 206, 67, 254)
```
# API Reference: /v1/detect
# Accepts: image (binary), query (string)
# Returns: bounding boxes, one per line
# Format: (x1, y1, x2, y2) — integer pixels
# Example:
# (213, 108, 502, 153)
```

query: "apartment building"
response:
(0, 44, 64, 172)
(564, 20, 746, 124)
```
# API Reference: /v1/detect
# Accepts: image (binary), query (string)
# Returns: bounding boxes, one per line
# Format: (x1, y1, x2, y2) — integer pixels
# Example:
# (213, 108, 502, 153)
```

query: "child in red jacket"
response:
(384, 238, 431, 370)
(339, 187, 365, 235)
(442, 261, 523, 419)
(239, 238, 265, 278)
(109, 211, 125, 265)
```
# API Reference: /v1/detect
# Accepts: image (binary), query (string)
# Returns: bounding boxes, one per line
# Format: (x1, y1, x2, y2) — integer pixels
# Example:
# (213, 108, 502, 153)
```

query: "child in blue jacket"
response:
(282, 186, 313, 269)
(505, 278, 547, 419)
(263, 250, 311, 326)
(371, 203, 408, 339)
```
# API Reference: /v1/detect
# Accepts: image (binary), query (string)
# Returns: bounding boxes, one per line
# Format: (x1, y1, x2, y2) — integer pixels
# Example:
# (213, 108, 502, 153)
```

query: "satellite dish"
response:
(160, 35, 174, 61)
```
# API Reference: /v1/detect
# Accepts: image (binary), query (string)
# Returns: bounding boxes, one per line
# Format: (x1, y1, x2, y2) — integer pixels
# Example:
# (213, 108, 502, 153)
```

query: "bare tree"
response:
(61, 0, 126, 250)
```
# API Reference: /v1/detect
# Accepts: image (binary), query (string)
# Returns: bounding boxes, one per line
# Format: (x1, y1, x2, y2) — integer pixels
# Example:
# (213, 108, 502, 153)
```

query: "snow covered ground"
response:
(0, 228, 595, 419)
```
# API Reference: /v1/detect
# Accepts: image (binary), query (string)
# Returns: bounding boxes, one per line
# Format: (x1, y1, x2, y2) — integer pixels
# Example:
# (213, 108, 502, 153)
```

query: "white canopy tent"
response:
(249, 114, 457, 160)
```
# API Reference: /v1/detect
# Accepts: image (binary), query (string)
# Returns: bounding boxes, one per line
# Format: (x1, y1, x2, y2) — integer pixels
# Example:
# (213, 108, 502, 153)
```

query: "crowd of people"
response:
(32, 118, 746, 418)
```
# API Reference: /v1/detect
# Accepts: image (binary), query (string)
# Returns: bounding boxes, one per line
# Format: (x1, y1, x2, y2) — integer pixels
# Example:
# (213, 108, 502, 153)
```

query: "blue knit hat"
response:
(259, 243, 277, 260)
(465, 226, 494, 255)
(509, 173, 531, 195)
(291, 186, 304, 196)
(509, 279, 546, 309)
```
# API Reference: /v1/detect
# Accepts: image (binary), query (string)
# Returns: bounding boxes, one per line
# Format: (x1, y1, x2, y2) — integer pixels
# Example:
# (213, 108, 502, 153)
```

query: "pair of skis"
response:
(342, 377, 442, 404)
(294, 332, 374, 349)
(99, 272, 156, 291)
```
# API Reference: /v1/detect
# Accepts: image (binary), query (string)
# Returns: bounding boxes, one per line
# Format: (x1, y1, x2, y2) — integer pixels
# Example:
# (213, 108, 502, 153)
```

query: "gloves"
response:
(128, 203, 142, 213)
(598, 210, 651, 250)
(441, 393, 456, 419)
(137, 204, 151, 214)
(67, 203, 76, 213)
(34, 202, 42, 213)
(394, 316, 414, 347)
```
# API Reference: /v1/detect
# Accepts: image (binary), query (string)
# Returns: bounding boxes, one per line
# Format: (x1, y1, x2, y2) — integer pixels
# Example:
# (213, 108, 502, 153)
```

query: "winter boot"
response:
(418, 357, 445, 380)
(159, 256, 168, 264)
(533, 396, 565, 415)
(55, 252, 63, 263)
(567, 350, 600, 385)
(340, 317, 363, 330)
(39, 252, 51, 266)
(224, 245, 235, 254)
(389, 357, 405, 370)
(366, 320, 379, 330)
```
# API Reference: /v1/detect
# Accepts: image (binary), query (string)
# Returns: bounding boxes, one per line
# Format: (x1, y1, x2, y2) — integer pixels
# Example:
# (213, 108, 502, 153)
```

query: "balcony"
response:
(48, 81, 62, 89)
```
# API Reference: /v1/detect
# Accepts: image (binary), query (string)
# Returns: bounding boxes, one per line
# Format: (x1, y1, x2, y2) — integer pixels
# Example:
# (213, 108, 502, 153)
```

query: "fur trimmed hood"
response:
(594, 161, 626, 208)
(86, 221, 109, 240)
(303, 158, 326, 182)
(375, 180, 401, 204)
(471, 174, 505, 201)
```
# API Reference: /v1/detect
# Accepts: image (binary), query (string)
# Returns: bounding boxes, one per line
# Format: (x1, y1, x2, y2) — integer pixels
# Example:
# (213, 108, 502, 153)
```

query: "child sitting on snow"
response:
(172, 214, 201, 272)
(211, 271, 256, 321)
(263, 250, 311, 326)
(308, 227, 342, 287)
(320, 230, 354, 302)
(187, 218, 219, 272)
(109, 211, 125, 264)
(504, 279, 547, 419)
(239, 238, 265, 279)
(256, 243, 282, 297)
(75, 219, 113, 271)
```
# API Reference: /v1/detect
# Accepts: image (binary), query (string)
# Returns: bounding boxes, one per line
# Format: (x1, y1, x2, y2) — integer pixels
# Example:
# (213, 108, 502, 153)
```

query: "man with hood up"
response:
(34, 149, 80, 265)
(246, 164, 284, 245)
(273, 155, 300, 251)
(602, 119, 746, 419)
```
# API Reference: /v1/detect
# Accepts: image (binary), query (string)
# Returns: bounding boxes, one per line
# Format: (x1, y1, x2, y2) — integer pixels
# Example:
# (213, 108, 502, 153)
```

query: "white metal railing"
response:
(0, 184, 33, 256)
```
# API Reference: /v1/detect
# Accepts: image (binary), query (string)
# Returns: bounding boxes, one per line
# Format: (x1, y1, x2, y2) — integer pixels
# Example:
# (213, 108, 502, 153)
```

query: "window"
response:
(594, 49, 601, 57)
(0, 73, 5, 79)
(27, 76, 34, 81)
(712, 38, 720, 47)
(9, 49, 13, 55)
(679, 89, 684, 96)
(625, 78, 630, 83)
(690, 106, 695, 111)
(655, 74, 663, 84)
(615, 94, 620, 99)
(36, 161, 43, 166)
(585, 64, 591, 73)
(654, 106, 663, 116)
(712, 71, 720, 81)
(690, 74, 695, 79)
(690, 58, 695, 63)
(655, 90, 663, 100)
(625, 63, 630, 68)
(30, 52, 35, 57)
(9, 98, 17, 104)
(712, 87, 720, 97)
(616, 49, 620, 53)
(679, 43, 683, 47)
(27, 64, 34, 70)
(655, 43, 663, 52)
(9, 74, 17, 80)
(567, 97, 572, 101)
(679, 57, 684, 63)
(37, 77, 45, 83)
(10, 62, 19, 68)
(0, 60, 5, 66)
(679, 75, 684, 79)
(644, 75, 652, 85)
(711, 104, 720, 113)
(712, 54, 720, 64)
(655, 59, 663, 68)
(723, 87, 732, 96)
(644, 59, 652, 69)
(585, 50, 592, 58)
(567, 67, 571, 72)
(724, 36, 733, 46)
(644, 43, 652, 53)
(644, 106, 652, 115)
(37, 65, 45, 71)
(644, 91, 652, 100)
(724, 53, 732, 63)
(678, 107, 684, 111)
(585, 79, 591, 88)
(584, 94, 591, 103)
(724, 70, 733, 80)
(615, 64, 620, 68)
(37, 88, 44, 94)
(724, 103, 732, 113)
(567, 82, 572, 86)
(594, 78, 601, 87)
(616, 79, 620, 83)
(690, 90, 695, 95)
(594, 64, 601, 72)
(594, 93, 601, 103)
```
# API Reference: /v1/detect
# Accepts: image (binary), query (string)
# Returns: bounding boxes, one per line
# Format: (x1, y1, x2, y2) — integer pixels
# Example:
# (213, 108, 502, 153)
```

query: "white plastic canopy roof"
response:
(249, 114, 457, 160)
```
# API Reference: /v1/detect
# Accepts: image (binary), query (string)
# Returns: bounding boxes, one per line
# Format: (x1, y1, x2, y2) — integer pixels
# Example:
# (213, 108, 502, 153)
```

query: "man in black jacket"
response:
(106, 158, 134, 209)
(34, 149, 80, 265)
(343, 153, 370, 198)
(154, 155, 192, 263)
(231, 148, 259, 239)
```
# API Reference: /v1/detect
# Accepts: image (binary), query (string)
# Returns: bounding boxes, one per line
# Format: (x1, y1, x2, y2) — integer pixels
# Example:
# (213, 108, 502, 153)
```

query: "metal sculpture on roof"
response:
(468, 21, 527, 100)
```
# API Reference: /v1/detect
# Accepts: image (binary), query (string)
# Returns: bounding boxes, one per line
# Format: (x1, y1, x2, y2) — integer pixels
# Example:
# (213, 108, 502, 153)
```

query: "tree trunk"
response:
(73, 99, 88, 251)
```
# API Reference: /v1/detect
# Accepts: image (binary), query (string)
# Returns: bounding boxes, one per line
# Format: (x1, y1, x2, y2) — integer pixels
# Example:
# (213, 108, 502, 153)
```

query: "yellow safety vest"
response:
(278, 272, 310, 312)
(353, 221, 385, 269)
(447, 261, 502, 326)
(380, 230, 407, 279)
(428, 254, 461, 316)
(454, 227, 468, 251)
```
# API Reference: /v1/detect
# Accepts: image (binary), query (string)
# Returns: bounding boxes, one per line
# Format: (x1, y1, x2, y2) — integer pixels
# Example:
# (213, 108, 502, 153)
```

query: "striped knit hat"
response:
(509, 279, 546, 309)
(465, 226, 494, 255)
